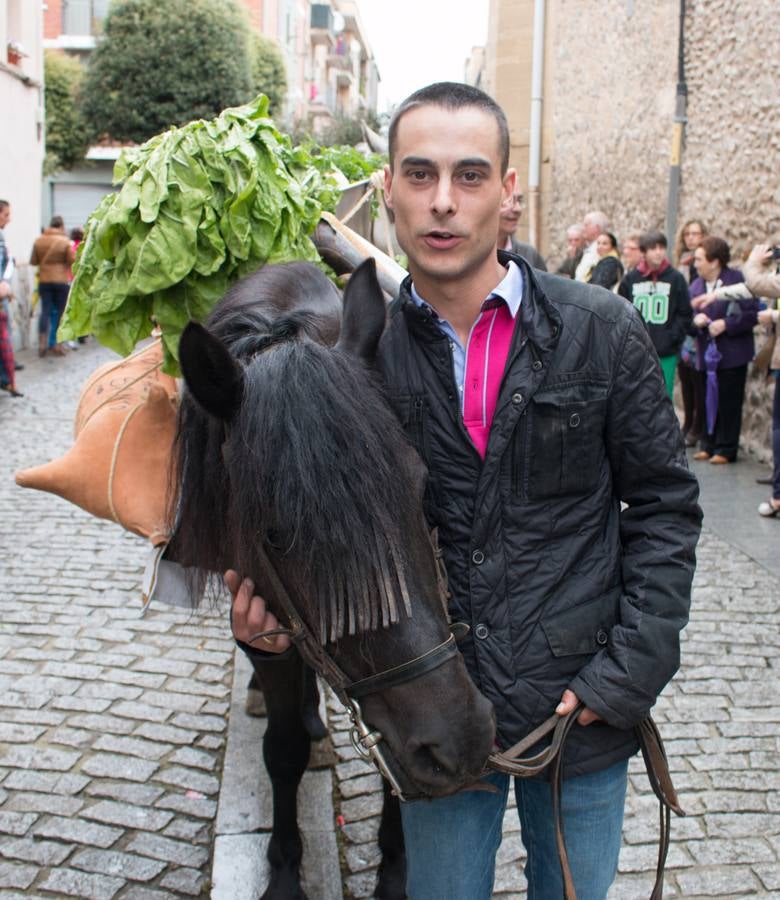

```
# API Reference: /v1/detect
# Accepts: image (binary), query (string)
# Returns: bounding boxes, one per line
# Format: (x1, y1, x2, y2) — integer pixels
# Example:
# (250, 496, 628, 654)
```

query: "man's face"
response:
(384, 104, 515, 288)
(582, 216, 601, 243)
(0, 205, 10, 229)
(566, 229, 584, 257)
(645, 244, 667, 270)
(622, 239, 642, 270)
(498, 191, 524, 238)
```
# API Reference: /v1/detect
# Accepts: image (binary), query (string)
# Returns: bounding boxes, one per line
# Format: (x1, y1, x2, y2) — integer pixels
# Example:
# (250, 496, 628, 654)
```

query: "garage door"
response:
(51, 182, 116, 233)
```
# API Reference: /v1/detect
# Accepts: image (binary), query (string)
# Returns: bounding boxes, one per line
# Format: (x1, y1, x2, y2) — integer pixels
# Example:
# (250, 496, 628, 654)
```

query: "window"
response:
(62, 0, 108, 36)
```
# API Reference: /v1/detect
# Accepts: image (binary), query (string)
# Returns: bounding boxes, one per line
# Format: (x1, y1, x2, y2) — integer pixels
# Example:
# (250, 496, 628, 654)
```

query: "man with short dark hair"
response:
(619, 230, 693, 398)
(232, 83, 701, 898)
(497, 190, 547, 270)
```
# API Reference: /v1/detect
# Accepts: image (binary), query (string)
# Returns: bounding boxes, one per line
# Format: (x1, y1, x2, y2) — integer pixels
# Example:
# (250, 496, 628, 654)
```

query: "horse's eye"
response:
(266, 529, 286, 551)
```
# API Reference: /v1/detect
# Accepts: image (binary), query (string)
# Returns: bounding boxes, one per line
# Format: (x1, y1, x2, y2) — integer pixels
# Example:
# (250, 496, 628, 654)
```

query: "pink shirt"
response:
(410, 262, 523, 459)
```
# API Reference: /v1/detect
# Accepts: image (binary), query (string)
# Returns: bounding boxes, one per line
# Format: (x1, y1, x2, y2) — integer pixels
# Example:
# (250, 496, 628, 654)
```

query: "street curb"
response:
(211, 648, 343, 899)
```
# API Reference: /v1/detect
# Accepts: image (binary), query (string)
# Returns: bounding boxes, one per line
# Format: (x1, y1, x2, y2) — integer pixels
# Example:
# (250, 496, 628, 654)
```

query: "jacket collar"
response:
(398, 250, 562, 353)
(637, 258, 670, 279)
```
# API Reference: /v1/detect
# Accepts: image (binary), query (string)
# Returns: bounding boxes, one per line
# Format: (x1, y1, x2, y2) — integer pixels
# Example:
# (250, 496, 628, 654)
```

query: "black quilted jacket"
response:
(376, 252, 702, 777)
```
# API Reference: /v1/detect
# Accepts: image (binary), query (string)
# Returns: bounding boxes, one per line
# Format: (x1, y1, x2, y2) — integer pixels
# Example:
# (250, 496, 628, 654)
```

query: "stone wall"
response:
(542, 0, 780, 263)
(534, 0, 779, 459)
(544, 0, 678, 258)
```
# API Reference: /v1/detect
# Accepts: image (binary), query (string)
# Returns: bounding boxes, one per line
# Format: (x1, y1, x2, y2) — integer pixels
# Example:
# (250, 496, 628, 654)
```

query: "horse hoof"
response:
(375, 854, 407, 900)
(261, 875, 308, 900)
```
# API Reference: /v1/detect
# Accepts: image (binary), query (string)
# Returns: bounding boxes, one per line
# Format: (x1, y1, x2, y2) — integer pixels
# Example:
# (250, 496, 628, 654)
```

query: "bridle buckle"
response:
(347, 698, 407, 800)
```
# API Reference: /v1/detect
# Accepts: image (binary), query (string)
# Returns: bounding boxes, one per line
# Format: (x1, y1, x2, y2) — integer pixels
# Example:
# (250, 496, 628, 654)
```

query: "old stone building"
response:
(480, 0, 779, 460)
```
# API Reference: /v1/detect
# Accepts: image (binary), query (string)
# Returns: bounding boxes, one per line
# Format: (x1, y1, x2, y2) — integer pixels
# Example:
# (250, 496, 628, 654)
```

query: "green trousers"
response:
(659, 353, 677, 400)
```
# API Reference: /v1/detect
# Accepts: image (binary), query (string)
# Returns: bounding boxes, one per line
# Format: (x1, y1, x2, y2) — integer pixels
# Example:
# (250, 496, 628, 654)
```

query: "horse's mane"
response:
(169, 265, 423, 644)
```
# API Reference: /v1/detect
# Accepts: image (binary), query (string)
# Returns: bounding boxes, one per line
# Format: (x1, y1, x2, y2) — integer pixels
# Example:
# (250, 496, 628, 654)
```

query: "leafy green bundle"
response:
(59, 95, 383, 373)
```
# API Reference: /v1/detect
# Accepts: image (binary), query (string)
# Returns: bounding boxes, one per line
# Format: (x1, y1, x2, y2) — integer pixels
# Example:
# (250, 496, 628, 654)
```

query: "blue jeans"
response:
(400, 759, 628, 900)
(38, 282, 70, 346)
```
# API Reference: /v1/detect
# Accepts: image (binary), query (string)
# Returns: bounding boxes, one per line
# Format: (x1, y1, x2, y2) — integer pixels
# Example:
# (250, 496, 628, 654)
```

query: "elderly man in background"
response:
(555, 223, 585, 279)
(621, 231, 643, 275)
(575, 210, 610, 282)
(497, 189, 546, 270)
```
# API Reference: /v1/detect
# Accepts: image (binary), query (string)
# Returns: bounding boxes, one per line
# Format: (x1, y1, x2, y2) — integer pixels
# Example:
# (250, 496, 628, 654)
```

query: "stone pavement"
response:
(1, 341, 236, 898)
(3, 340, 780, 899)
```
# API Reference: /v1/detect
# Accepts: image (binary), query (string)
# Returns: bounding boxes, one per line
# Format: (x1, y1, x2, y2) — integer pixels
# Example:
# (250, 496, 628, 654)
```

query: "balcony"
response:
(310, 4, 335, 43)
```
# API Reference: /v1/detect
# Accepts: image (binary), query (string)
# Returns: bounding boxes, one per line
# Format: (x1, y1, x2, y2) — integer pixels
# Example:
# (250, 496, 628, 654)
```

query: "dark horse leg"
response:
(247, 650, 405, 898)
(246, 669, 327, 742)
(375, 779, 406, 899)
(247, 649, 312, 900)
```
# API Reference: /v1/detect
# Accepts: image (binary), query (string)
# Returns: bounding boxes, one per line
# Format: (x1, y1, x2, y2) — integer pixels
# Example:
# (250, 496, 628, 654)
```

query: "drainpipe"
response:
(665, 0, 687, 244)
(527, 0, 546, 251)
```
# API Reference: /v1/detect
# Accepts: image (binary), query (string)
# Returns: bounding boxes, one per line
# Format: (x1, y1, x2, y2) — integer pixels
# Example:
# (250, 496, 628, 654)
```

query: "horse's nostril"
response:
(407, 739, 459, 781)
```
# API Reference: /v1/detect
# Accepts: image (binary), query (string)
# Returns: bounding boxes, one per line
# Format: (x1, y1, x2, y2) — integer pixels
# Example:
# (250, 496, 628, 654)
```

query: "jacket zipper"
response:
(412, 397, 426, 460)
(511, 410, 528, 499)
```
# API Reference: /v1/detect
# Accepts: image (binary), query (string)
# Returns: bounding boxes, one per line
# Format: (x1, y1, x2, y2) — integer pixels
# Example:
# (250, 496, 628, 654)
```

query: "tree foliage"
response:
(250, 34, 287, 116)
(44, 50, 90, 174)
(80, 0, 253, 144)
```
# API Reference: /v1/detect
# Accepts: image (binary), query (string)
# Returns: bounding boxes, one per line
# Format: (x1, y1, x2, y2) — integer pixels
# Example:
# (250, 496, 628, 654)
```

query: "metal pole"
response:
(665, 0, 687, 244)
(528, 0, 546, 250)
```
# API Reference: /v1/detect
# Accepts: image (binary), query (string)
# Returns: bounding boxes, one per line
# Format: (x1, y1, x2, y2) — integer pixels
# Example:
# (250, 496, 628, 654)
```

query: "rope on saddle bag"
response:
(487, 709, 684, 900)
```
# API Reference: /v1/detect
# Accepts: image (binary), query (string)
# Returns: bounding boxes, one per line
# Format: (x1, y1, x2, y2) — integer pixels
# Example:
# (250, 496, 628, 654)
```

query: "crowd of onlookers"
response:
(503, 204, 780, 520)
(0, 202, 85, 399)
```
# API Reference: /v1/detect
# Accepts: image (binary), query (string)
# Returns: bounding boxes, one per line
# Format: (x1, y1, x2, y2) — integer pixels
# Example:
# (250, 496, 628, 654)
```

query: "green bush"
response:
(250, 34, 287, 116)
(80, 0, 253, 144)
(44, 50, 90, 174)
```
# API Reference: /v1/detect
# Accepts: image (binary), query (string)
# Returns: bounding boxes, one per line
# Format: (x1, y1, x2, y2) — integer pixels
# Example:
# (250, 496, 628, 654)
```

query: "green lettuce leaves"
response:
(59, 95, 378, 374)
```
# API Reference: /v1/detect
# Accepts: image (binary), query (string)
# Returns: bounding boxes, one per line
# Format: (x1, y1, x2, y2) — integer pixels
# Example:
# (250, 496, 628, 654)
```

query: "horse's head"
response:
(173, 258, 495, 797)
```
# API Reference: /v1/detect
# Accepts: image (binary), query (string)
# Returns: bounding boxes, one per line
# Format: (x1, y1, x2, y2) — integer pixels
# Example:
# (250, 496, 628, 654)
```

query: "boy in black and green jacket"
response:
(618, 230, 692, 397)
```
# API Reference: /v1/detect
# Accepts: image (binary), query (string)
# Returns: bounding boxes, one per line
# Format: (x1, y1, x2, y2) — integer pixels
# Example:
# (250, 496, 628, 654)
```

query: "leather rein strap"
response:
(487, 707, 684, 900)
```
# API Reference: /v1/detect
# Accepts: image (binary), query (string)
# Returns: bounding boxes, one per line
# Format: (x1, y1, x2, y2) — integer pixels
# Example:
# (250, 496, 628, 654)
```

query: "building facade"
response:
(1, 0, 45, 347)
(308, 0, 379, 133)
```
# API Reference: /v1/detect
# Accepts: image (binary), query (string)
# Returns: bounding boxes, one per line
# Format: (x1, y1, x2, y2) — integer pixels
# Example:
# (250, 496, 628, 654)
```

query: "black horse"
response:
(169, 259, 495, 899)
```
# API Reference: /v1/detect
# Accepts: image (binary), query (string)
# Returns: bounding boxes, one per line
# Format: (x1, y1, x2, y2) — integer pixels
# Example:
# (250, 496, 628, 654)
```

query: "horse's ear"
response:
(336, 257, 386, 362)
(179, 321, 244, 420)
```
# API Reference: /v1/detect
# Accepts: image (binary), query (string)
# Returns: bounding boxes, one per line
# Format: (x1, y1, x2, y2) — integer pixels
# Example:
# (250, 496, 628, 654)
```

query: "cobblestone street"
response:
(2, 339, 779, 899)
(1, 342, 234, 898)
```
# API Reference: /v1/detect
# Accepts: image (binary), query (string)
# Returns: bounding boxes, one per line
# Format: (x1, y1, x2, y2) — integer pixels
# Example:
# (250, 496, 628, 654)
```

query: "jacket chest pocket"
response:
(514, 385, 608, 499)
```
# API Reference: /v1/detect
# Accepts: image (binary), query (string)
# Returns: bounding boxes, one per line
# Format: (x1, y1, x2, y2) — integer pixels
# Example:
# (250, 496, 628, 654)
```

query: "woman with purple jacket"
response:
(690, 236, 758, 464)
